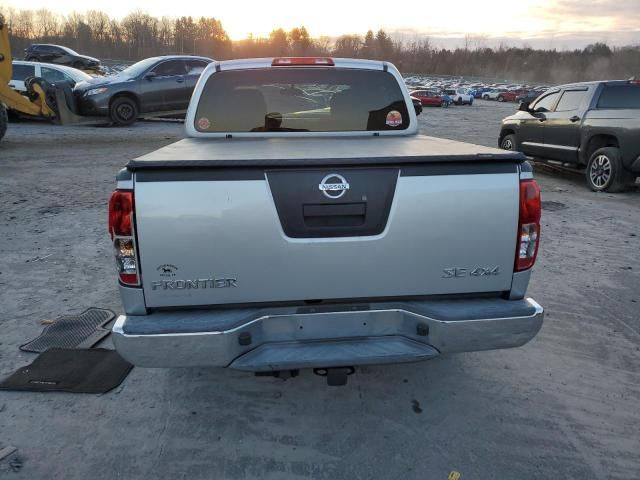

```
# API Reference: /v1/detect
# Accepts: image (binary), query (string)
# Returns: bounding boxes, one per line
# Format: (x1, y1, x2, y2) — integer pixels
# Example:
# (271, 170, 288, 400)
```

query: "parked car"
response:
(495, 90, 520, 102)
(73, 55, 213, 126)
(9, 60, 92, 93)
(441, 93, 454, 106)
(23, 44, 100, 70)
(410, 95, 423, 115)
(410, 89, 450, 107)
(483, 88, 507, 100)
(516, 89, 547, 103)
(500, 79, 640, 192)
(444, 88, 474, 105)
(110, 57, 543, 385)
(470, 87, 491, 98)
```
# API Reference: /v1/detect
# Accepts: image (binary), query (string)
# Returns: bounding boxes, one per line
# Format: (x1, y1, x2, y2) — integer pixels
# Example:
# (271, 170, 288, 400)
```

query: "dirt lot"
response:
(1, 100, 639, 480)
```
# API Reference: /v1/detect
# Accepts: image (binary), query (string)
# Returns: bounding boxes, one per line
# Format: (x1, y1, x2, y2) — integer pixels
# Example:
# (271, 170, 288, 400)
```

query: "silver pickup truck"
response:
(109, 57, 543, 385)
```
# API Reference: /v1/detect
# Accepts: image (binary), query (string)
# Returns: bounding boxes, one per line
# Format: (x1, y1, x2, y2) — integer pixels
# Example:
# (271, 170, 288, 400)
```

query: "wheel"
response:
(456, 97, 463, 105)
(497, 95, 505, 102)
(586, 147, 633, 192)
(109, 96, 139, 126)
(441, 100, 449, 108)
(72, 60, 84, 70)
(0, 104, 8, 142)
(500, 134, 517, 151)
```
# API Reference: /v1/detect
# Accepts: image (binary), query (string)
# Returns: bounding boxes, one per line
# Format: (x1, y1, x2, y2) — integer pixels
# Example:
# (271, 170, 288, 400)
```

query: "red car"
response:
(497, 89, 528, 102)
(410, 89, 450, 107)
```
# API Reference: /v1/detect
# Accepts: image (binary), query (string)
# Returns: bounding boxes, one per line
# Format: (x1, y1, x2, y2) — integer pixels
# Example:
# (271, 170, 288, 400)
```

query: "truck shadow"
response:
(134, 351, 543, 478)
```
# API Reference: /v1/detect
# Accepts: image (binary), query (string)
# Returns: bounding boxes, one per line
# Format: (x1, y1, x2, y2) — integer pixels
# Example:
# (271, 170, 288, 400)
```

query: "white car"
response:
(444, 88, 474, 105)
(482, 89, 508, 100)
(9, 61, 92, 92)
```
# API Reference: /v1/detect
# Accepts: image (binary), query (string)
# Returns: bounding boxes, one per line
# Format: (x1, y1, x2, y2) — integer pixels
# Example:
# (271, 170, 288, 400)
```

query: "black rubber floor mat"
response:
(20, 308, 115, 353)
(0, 348, 133, 394)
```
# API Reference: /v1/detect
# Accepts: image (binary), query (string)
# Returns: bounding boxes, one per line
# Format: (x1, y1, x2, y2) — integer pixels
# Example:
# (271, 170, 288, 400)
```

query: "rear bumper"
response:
(112, 297, 543, 370)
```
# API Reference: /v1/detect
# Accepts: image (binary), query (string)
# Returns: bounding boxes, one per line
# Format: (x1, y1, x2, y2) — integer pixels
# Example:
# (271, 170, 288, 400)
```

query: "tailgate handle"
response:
(304, 203, 366, 217)
(303, 203, 366, 228)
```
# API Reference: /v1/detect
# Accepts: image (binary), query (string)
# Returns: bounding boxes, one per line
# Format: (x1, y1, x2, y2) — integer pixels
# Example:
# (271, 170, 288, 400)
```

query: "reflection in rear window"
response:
(597, 85, 640, 109)
(194, 68, 410, 133)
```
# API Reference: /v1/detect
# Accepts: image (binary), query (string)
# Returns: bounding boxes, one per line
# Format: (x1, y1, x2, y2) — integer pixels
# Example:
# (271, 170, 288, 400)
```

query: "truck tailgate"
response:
(130, 136, 524, 308)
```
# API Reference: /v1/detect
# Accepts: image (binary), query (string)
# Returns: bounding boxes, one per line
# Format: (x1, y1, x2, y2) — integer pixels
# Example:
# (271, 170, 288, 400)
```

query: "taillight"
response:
(108, 190, 139, 286)
(515, 179, 541, 272)
(272, 57, 334, 66)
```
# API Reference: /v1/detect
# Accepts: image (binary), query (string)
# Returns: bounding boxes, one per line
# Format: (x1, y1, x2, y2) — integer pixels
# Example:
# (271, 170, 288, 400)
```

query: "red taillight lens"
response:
(272, 57, 334, 66)
(108, 190, 133, 238)
(515, 179, 541, 271)
(108, 190, 139, 286)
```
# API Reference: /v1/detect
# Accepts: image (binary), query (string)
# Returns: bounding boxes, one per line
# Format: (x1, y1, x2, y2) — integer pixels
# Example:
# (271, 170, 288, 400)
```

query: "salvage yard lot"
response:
(1, 100, 639, 479)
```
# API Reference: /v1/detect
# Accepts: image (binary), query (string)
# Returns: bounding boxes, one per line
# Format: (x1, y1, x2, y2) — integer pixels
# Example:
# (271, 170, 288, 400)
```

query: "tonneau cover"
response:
(128, 135, 524, 169)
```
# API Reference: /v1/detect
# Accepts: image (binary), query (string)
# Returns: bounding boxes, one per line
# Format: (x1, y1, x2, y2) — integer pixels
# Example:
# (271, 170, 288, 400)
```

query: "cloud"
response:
(541, 0, 640, 30)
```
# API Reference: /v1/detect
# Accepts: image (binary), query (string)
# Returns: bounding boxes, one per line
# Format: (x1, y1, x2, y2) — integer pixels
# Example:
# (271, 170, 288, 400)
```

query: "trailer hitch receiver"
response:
(314, 367, 355, 386)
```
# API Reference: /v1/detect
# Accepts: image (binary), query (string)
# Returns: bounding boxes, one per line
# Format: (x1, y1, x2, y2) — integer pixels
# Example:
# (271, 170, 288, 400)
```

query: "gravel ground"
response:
(1, 100, 639, 480)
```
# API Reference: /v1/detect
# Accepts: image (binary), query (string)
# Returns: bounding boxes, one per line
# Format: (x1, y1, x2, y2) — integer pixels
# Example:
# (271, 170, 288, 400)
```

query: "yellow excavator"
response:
(1, 13, 99, 142)
(0, 14, 55, 140)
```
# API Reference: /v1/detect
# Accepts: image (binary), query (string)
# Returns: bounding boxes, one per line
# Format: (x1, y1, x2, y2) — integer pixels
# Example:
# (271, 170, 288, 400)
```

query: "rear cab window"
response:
(194, 67, 410, 133)
(597, 84, 640, 109)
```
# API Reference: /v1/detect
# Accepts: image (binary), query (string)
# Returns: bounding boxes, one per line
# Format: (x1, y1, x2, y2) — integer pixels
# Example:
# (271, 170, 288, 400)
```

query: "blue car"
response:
(470, 87, 491, 98)
(440, 94, 454, 107)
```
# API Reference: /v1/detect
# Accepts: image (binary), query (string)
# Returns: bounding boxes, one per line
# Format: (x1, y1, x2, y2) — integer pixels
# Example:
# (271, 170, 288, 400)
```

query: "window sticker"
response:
(197, 117, 210, 130)
(385, 110, 402, 127)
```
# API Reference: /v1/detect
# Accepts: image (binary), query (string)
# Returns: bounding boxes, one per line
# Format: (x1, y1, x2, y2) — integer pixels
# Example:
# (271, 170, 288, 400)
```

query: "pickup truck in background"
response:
(500, 80, 640, 192)
(109, 57, 543, 386)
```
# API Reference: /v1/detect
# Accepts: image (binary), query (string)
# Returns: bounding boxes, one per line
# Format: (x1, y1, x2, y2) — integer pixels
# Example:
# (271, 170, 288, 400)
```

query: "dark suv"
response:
(73, 55, 213, 126)
(24, 44, 101, 70)
(500, 80, 640, 192)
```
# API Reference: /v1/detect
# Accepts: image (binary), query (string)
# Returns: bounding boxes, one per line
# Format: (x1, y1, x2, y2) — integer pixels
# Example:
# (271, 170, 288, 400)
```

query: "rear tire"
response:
(586, 147, 632, 193)
(497, 95, 505, 102)
(0, 104, 8, 142)
(456, 97, 463, 105)
(109, 96, 139, 126)
(500, 134, 517, 151)
(441, 100, 449, 108)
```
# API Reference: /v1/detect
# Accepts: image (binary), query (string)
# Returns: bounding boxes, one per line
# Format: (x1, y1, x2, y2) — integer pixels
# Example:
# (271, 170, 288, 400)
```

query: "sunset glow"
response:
(3, 0, 639, 46)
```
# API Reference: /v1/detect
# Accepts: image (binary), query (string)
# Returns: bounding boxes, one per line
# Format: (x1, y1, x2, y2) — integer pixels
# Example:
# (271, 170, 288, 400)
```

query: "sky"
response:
(3, 0, 640, 47)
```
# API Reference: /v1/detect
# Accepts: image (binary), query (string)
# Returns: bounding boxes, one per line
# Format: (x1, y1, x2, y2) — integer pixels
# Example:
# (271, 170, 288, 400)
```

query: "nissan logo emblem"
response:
(319, 173, 350, 199)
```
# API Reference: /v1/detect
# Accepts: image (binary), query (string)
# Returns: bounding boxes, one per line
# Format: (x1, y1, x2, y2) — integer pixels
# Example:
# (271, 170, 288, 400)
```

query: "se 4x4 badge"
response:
(443, 266, 500, 278)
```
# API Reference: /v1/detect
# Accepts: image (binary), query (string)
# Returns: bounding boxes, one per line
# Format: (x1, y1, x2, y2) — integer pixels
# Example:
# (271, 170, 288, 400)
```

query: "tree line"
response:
(2, 7, 639, 84)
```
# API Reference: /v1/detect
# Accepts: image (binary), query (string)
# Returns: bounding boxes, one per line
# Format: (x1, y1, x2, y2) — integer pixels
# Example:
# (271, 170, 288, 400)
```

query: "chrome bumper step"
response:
(230, 336, 440, 371)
